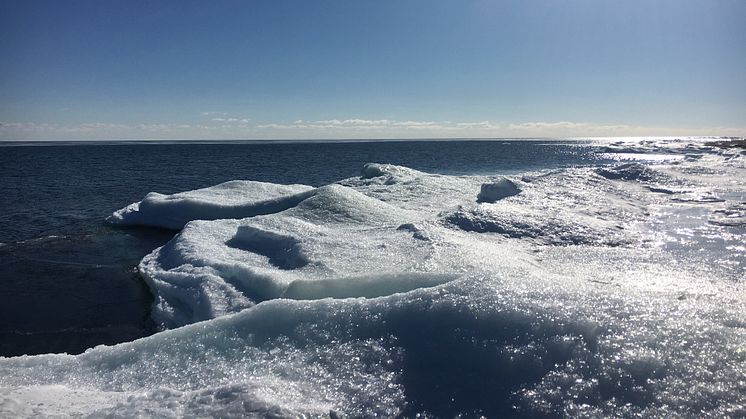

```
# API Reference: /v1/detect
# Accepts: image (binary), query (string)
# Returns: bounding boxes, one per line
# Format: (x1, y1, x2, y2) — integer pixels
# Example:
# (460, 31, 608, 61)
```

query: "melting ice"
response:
(1, 139, 745, 417)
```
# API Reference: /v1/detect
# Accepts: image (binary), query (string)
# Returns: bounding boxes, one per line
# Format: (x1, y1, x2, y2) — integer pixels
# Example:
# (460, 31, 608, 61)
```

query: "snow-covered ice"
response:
(2, 138, 745, 417)
(477, 177, 522, 203)
(108, 180, 314, 230)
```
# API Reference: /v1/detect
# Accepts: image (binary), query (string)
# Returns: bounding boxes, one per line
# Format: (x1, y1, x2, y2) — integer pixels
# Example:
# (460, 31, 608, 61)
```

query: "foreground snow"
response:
(2, 140, 745, 417)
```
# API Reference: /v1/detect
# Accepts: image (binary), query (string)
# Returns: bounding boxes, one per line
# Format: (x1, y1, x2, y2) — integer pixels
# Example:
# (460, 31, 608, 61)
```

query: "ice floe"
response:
(108, 180, 314, 229)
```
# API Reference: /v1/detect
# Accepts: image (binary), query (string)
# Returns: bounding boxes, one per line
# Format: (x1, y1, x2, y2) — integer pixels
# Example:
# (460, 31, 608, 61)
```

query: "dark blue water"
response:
(0, 140, 605, 356)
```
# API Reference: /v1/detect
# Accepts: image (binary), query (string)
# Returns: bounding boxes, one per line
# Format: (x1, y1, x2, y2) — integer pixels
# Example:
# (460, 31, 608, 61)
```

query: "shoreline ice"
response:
(2, 139, 745, 417)
(107, 180, 315, 230)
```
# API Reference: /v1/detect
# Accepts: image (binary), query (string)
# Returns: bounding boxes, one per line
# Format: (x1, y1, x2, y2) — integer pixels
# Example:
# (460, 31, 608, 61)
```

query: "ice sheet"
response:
(2, 139, 745, 417)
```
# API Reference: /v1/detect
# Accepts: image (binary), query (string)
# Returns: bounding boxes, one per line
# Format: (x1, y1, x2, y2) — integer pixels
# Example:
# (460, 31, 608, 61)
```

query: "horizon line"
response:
(0, 135, 742, 147)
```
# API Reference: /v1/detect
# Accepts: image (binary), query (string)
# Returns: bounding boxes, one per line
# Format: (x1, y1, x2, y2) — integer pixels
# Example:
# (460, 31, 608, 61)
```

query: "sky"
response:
(1, 0, 745, 140)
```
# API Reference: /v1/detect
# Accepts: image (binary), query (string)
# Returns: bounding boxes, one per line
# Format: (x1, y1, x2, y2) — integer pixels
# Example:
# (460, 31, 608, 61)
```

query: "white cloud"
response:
(75, 122, 130, 131)
(1, 119, 743, 140)
(506, 121, 660, 136)
(259, 119, 454, 131)
(1, 121, 131, 134)
(201, 112, 251, 126)
(211, 117, 251, 123)
(455, 121, 500, 129)
(0, 122, 56, 131)
(254, 123, 291, 130)
(135, 123, 194, 131)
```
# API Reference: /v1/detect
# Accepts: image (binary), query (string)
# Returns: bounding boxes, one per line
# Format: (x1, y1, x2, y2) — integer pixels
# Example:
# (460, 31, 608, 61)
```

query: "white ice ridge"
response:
(108, 180, 315, 229)
(3, 146, 746, 417)
(138, 184, 440, 328)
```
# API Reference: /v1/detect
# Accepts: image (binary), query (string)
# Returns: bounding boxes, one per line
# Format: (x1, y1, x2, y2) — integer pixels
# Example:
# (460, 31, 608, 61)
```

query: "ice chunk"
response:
(709, 202, 746, 227)
(288, 184, 416, 225)
(108, 180, 315, 229)
(596, 163, 664, 182)
(360, 163, 422, 184)
(477, 178, 521, 203)
(281, 273, 458, 300)
(671, 192, 725, 203)
(343, 163, 485, 215)
(396, 223, 431, 241)
(444, 205, 631, 246)
(445, 166, 644, 246)
(138, 185, 427, 328)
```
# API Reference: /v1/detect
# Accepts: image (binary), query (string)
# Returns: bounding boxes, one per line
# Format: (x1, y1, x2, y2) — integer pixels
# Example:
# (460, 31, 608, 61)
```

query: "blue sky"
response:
(1, 0, 744, 140)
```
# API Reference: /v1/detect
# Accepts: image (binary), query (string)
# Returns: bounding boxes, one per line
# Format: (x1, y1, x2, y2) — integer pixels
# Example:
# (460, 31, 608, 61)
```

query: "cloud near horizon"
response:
(1, 119, 743, 141)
